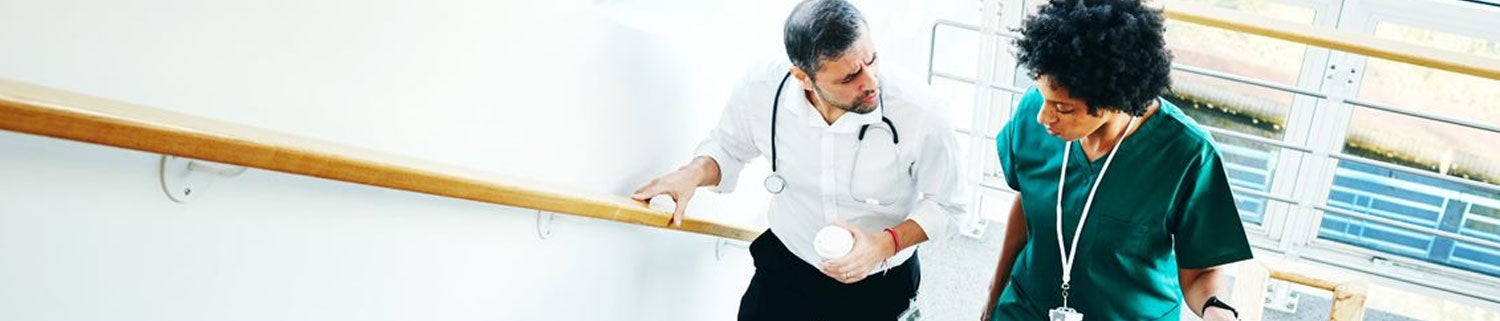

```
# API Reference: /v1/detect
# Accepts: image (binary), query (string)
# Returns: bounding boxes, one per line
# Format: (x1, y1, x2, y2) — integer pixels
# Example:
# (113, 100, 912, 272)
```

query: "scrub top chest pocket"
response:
(1084, 207, 1156, 258)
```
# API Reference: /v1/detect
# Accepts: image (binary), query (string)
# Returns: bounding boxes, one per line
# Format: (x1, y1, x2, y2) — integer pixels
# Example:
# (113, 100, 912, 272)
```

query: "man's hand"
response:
(819, 221, 895, 284)
(631, 157, 719, 227)
(631, 169, 701, 227)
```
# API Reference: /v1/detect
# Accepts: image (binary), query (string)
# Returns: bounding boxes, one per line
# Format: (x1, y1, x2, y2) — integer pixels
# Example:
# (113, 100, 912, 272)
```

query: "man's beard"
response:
(814, 85, 878, 114)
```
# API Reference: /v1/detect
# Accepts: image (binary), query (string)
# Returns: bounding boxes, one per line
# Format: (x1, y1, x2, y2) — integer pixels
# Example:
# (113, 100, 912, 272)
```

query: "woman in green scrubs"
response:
(981, 0, 1252, 320)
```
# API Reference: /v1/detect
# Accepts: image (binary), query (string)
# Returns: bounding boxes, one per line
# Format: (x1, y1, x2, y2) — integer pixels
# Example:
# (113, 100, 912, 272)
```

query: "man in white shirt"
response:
(631, 0, 965, 319)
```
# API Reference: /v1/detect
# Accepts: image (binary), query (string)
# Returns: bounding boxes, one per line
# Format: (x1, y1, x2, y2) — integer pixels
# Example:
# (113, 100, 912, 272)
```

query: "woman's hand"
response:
(1202, 306, 1238, 321)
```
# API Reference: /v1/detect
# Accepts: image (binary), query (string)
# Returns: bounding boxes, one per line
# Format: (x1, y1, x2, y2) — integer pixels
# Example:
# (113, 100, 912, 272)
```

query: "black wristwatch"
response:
(1203, 296, 1239, 319)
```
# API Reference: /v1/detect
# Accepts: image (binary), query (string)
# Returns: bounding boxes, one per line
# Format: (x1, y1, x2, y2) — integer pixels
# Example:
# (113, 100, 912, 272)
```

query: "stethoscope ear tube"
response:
(858, 116, 900, 144)
(770, 71, 792, 175)
(763, 70, 899, 197)
(765, 71, 793, 194)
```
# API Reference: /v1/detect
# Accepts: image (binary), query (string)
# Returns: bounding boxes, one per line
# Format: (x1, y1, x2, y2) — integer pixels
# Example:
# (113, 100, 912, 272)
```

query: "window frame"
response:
(1286, 0, 1500, 311)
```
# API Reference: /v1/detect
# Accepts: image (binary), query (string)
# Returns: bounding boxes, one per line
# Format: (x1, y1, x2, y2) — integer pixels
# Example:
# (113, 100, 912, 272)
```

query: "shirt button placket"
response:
(821, 133, 837, 223)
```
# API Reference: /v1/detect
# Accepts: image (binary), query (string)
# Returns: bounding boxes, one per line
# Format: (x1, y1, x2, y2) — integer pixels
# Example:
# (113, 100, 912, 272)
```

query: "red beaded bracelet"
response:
(883, 227, 900, 255)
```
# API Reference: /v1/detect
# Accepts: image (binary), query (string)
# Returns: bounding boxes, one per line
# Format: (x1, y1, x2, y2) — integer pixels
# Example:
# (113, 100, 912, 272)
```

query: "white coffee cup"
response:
(814, 225, 855, 259)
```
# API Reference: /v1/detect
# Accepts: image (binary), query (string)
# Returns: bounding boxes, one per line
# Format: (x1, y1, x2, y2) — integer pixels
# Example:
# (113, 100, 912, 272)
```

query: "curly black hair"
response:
(1014, 0, 1173, 116)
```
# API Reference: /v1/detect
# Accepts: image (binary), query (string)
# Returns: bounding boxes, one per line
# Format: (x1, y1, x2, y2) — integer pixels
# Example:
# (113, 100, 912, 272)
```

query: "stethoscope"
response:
(763, 71, 902, 205)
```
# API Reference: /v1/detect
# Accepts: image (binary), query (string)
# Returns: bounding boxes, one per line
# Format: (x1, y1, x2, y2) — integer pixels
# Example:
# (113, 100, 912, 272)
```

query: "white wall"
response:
(0, 0, 962, 320)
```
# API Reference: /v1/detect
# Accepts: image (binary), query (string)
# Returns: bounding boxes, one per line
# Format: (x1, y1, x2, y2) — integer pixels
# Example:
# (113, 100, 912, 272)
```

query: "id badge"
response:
(1048, 307, 1083, 321)
(896, 297, 921, 321)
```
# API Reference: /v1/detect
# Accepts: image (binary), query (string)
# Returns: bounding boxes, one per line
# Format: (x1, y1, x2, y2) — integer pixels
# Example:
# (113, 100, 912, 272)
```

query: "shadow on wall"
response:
(594, 20, 699, 197)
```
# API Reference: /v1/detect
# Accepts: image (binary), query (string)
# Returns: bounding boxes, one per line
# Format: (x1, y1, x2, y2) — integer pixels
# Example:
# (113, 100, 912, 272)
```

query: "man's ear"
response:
(791, 65, 814, 89)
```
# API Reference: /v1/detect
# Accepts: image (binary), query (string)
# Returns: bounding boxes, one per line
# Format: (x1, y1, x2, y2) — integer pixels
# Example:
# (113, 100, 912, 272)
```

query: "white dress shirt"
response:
(694, 61, 968, 273)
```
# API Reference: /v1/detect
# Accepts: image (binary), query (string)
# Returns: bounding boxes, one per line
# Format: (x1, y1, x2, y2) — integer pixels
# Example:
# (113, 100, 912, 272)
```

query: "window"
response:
(1321, 20, 1500, 278)
(1164, 0, 1318, 226)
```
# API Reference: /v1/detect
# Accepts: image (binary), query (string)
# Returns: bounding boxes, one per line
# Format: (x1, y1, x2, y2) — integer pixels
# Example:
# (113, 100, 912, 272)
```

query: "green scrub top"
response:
(990, 87, 1253, 320)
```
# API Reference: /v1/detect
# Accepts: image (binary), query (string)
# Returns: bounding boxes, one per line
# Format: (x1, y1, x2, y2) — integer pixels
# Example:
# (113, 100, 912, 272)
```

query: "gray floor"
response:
(912, 223, 1422, 321)
(1262, 293, 1418, 321)
(912, 222, 1003, 321)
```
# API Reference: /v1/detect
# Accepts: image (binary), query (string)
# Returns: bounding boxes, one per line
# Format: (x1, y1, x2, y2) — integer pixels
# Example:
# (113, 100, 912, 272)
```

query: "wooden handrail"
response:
(1163, 1, 1500, 81)
(1232, 258, 1369, 321)
(0, 78, 762, 242)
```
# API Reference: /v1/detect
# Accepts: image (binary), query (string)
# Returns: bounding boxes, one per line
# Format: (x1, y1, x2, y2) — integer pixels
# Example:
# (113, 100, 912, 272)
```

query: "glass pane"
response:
(983, 89, 1019, 138)
(1164, 0, 1311, 140)
(1318, 158, 1500, 278)
(1209, 133, 1289, 225)
(1344, 108, 1500, 186)
(929, 77, 977, 132)
(929, 28, 983, 83)
(1166, 0, 1316, 86)
(1455, 196, 1500, 276)
(1171, 73, 1292, 140)
(980, 91, 1022, 191)
(1372, 22, 1500, 60)
(976, 129, 1004, 190)
(1320, 21, 1500, 278)
(1347, 21, 1500, 185)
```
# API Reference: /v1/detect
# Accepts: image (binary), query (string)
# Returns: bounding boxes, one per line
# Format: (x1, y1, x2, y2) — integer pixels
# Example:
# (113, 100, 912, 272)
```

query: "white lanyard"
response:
(1054, 116, 1138, 308)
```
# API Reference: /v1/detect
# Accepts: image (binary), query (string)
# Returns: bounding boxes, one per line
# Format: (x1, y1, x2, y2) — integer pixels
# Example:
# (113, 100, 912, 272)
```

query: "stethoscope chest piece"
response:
(764, 174, 787, 194)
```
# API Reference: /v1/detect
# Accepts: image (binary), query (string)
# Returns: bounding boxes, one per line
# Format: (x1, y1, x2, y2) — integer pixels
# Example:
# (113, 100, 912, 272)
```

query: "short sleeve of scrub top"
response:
(990, 87, 1253, 321)
(1169, 143, 1255, 269)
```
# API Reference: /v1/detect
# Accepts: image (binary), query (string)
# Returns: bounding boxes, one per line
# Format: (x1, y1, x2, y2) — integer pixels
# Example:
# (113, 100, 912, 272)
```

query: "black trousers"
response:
(738, 230, 920, 321)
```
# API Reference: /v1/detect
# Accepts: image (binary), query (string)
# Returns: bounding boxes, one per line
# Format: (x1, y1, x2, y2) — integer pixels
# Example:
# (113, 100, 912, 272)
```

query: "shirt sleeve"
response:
(907, 116, 970, 244)
(996, 87, 1041, 191)
(1170, 146, 1255, 269)
(692, 83, 762, 193)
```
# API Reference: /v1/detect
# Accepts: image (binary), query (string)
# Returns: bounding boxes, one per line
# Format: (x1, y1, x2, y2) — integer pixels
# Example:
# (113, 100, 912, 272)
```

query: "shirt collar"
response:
(779, 79, 885, 132)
